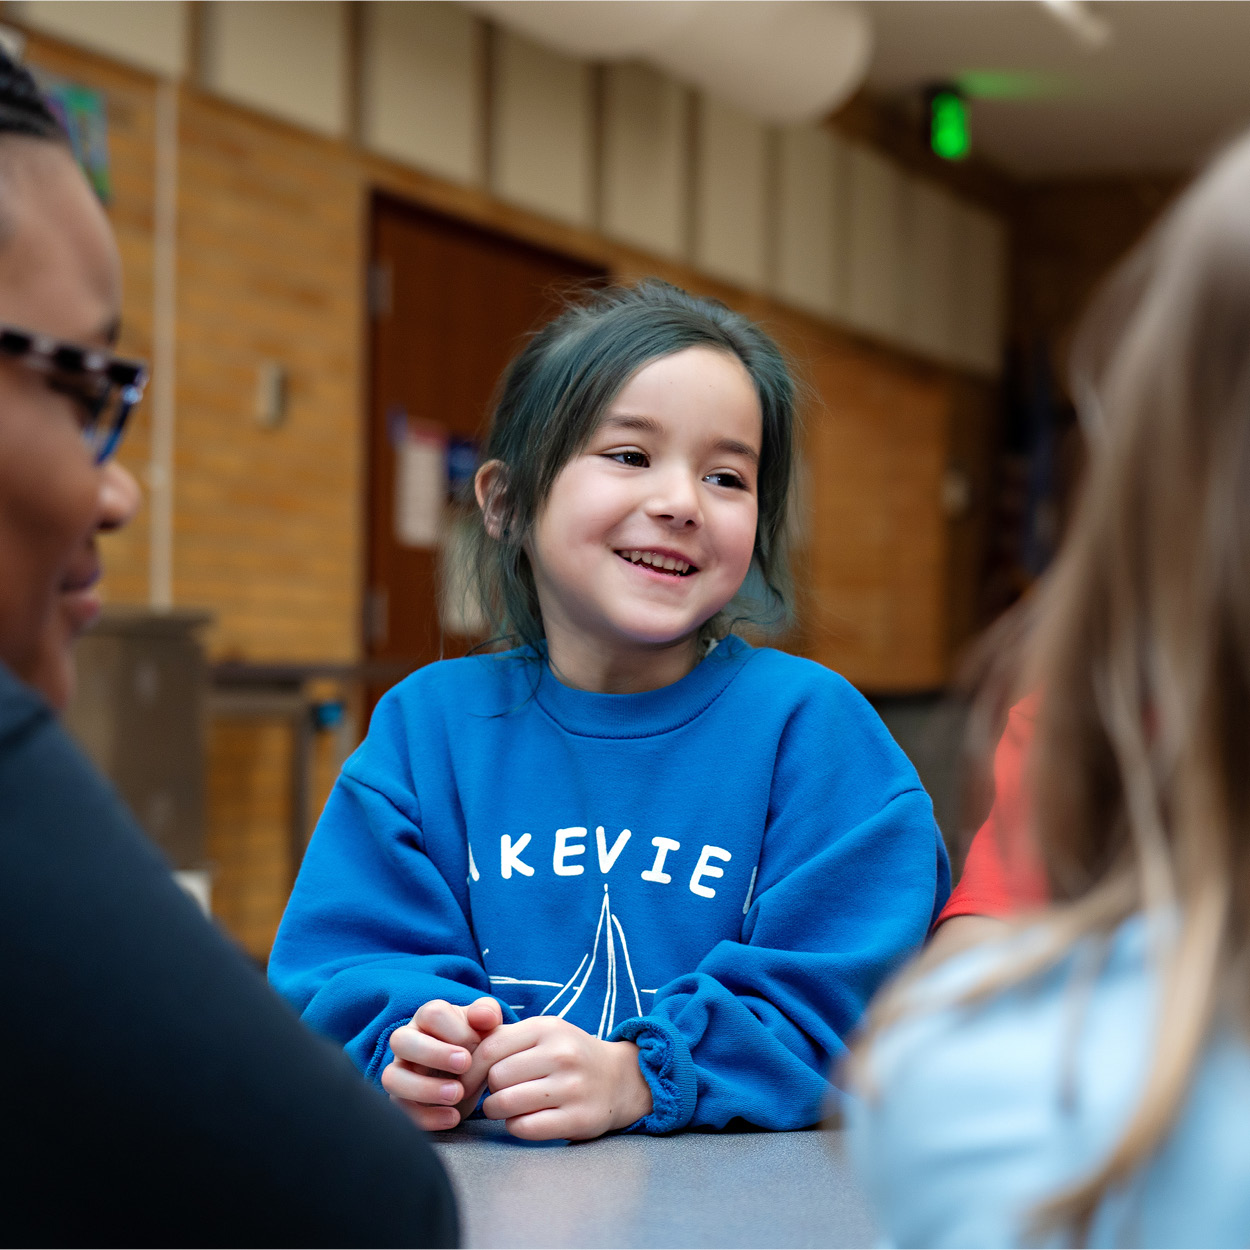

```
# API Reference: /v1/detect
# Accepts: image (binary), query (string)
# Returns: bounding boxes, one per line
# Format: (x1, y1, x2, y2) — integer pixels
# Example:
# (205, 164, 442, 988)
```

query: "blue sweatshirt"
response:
(269, 636, 950, 1133)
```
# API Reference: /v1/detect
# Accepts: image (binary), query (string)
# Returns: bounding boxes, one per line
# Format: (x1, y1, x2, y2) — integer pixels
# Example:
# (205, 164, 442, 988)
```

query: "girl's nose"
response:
(647, 469, 702, 528)
(97, 459, 141, 533)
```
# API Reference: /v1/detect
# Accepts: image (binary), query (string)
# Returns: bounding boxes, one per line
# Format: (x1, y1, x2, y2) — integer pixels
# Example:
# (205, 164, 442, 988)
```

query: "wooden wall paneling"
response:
(693, 94, 769, 291)
(491, 29, 593, 228)
(175, 92, 363, 662)
(601, 62, 689, 261)
(801, 335, 952, 690)
(205, 716, 295, 961)
(200, 0, 349, 139)
(359, 1, 482, 186)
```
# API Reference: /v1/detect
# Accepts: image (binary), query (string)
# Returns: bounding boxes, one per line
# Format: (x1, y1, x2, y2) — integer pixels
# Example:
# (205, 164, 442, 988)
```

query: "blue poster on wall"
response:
(31, 70, 111, 204)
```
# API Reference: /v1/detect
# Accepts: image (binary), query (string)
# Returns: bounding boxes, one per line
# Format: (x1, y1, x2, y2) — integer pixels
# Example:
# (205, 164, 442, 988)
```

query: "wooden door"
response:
(365, 197, 605, 687)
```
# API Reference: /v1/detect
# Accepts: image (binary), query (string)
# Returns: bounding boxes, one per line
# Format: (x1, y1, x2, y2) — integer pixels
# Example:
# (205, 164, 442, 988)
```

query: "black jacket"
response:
(0, 665, 457, 1247)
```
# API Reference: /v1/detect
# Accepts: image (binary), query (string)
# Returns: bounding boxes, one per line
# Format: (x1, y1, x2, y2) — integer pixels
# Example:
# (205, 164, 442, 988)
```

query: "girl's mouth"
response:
(616, 549, 698, 577)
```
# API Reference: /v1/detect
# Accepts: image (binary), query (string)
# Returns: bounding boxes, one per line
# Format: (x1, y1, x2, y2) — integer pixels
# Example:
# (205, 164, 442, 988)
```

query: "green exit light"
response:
(929, 89, 970, 161)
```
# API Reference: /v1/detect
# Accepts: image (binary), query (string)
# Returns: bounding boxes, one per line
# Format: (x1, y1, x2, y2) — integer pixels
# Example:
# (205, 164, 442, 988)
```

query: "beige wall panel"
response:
(361, 2, 480, 185)
(492, 30, 592, 228)
(953, 202, 1008, 376)
(844, 142, 907, 342)
(901, 176, 960, 363)
(775, 124, 845, 320)
(201, 1, 347, 138)
(16, 0, 189, 78)
(602, 62, 687, 260)
(694, 95, 768, 291)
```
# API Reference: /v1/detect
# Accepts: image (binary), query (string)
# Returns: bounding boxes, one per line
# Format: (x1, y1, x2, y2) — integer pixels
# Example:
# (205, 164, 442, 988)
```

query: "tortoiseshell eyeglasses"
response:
(0, 325, 147, 464)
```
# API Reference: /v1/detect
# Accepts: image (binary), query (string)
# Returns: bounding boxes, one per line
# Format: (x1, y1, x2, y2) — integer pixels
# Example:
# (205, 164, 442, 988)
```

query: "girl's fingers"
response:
(486, 1045, 556, 1093)
(504, 1108, 576, 1142)
(412, 999, 482, 1048)
(395, 1101, 461, 1133)
(481, 1077, 560, 1122)
(381, 1061, 464, 1107)
(473, 1019, 542, 1071)
(389, 1025, 471, 1074)
(465, 996, 504, 1033)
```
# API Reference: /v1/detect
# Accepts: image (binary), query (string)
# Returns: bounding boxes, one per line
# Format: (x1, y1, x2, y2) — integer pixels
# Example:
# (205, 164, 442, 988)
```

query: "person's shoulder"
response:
(849, 916, 1175, 1246)
(733, 640, 867, 707)
(0, 662, 51, 743)
(864, 917, 1159, 1133)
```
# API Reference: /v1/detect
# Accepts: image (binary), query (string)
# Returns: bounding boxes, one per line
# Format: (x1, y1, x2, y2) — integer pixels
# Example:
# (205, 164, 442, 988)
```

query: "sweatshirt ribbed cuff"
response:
(366, 1016, 413, 1085)
(610, 1015, 697, 1133)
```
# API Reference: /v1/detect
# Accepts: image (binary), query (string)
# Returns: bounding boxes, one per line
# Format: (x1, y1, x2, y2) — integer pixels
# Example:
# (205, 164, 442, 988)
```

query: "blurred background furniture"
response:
(65, 607, 213, 907)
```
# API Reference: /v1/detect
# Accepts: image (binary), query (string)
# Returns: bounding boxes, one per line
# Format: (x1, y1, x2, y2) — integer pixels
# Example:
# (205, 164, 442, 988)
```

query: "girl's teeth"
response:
(621, 550, 692, 574)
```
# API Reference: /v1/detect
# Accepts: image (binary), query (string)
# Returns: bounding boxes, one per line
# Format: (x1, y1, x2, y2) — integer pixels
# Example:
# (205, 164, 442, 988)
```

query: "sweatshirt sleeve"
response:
(269, 692, 516, 1082)
(611, 678, 951, 1133)
(0, 682, 457, 1248)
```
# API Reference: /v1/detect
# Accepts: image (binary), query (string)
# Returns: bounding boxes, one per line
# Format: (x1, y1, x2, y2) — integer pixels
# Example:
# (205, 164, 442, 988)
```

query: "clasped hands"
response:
(381, 997, 654, 1141)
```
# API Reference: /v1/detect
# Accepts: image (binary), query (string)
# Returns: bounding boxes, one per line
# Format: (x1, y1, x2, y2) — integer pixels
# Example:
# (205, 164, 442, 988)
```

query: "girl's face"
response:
(525, 346, 762, 690)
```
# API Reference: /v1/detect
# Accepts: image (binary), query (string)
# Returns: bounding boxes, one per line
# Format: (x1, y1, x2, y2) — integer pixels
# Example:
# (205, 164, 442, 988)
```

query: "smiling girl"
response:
(270, 281, 950, 1140)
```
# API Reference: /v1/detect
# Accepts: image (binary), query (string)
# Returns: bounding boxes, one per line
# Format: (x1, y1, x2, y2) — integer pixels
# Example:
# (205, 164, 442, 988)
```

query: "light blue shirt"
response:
(849, 915, 1250, 1247)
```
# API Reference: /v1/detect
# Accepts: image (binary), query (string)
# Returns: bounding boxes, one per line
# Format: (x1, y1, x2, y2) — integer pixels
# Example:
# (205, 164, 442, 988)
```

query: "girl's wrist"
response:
(606, 1039, 653, 1131)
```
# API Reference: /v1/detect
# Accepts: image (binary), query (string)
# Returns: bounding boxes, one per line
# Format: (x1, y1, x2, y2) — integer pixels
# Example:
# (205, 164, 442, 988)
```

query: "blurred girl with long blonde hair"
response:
(850, 130, 1250, 1247)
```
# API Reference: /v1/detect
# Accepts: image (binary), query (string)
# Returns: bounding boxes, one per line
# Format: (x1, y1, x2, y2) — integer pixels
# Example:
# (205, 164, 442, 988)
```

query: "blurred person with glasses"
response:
(0, 49, 457, 1247)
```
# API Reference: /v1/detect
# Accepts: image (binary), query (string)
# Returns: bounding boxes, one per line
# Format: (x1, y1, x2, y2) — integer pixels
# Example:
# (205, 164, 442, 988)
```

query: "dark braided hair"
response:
(0, 45, 66, 144)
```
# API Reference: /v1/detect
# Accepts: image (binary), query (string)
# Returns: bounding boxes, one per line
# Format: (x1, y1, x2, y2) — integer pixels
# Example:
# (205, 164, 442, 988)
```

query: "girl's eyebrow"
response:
(714, 438, 759, 464)
(600, 413, 760, 463)
(600, 413, 661, 435)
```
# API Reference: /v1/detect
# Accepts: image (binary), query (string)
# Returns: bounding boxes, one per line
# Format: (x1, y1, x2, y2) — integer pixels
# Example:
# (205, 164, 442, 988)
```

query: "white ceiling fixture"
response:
(466, 1, 874, 125)
(1038, 0, 1112, 51)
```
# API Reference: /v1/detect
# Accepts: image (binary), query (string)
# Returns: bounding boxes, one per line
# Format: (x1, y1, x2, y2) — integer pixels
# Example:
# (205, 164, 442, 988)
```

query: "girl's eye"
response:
(608, 450, 649, 468)
(705, 470, 748, 490)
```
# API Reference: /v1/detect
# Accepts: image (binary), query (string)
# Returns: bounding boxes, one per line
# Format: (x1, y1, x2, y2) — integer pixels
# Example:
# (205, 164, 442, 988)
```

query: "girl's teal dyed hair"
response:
(467, 279, 798, 654)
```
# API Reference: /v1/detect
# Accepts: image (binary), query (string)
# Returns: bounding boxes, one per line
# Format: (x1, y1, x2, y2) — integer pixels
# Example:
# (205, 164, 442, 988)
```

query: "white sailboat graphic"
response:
(489, 884, 647, 1038)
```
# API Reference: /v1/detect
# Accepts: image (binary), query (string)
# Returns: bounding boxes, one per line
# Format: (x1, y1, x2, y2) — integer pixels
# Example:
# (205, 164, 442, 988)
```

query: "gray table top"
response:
(431, 1120, 878, 1249)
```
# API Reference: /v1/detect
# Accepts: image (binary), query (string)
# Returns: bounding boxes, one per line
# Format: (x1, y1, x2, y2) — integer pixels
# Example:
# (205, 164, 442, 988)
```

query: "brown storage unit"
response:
(65, 608, 212, 871)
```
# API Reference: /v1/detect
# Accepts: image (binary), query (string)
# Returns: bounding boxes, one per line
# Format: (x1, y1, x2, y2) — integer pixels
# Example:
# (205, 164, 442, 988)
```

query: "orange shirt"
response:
(936, 697, 1049, 923)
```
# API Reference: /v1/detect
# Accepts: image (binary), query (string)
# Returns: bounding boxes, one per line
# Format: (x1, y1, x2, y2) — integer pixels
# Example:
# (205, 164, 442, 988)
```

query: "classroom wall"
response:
(1012, 176, 1182, 360)
(13, 1, 1010, 675)
(11, 4, 1007, 956)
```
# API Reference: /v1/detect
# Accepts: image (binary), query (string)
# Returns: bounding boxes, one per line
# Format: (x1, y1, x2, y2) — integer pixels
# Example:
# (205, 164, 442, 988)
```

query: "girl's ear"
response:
(475, 459, 510, 541)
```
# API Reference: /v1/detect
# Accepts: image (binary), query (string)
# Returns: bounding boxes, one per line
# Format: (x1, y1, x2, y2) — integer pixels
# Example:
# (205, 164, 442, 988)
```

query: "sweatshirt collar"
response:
(533, 634, 753, 738)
